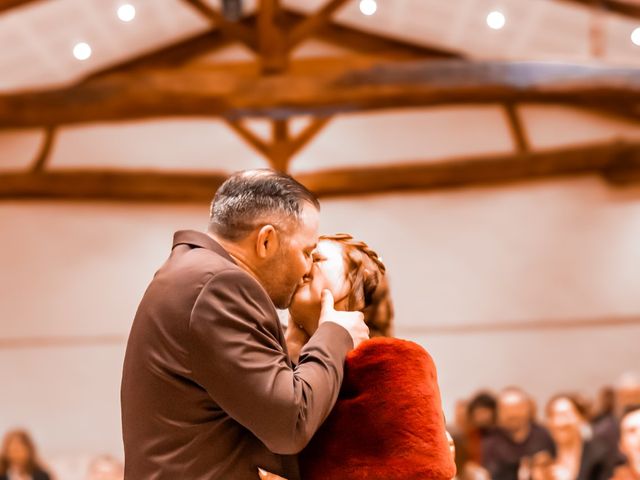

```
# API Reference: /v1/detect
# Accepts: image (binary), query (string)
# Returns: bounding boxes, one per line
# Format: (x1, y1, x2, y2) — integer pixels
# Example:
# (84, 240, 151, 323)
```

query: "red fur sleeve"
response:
(300, 337, 456, 480)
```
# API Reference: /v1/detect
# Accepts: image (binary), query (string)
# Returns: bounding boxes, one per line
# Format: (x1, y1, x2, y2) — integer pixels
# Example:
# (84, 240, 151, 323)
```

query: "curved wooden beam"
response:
(1, 60, 639, 128)
(1, 140, 638, 201)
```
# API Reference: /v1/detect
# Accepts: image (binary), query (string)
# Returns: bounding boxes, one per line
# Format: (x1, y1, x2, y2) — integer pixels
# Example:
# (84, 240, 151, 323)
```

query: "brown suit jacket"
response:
(121, 230, 352, 480)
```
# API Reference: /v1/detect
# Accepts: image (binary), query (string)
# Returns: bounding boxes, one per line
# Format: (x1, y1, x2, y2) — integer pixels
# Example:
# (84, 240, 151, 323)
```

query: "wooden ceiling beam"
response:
(258, 0, 288, 73)
(504, 104, 530, 153)
(1, 141, 638, 201)
(81, 29, 237, 82)
(297, 141, 640, 197)
(1, 59, 638, 127)
(287, 0, 353, 49)
(31, 126, 55, 172)
(559, 0, 640, 20)
(181, 0, 258, 51)
(0, 0, 41, 14)
(281, 9, 462, 60)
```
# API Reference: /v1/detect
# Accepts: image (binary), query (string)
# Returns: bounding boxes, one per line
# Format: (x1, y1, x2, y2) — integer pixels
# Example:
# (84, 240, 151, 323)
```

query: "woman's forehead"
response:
(317, 239, 344, 257)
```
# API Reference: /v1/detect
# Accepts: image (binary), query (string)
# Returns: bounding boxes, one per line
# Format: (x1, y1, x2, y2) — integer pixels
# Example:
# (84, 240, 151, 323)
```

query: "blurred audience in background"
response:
(545, 394, 614, 480)
(482, 387, 556, 480)
(452, 391, 497, 479)
(611, 405, 640, 480)
(2, 374, 638, 480)
(85, 454, 124, 480)
(0, 429, 51, 480)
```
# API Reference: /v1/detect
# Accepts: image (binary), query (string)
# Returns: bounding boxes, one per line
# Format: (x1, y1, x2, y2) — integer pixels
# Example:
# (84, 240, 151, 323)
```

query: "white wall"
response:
(2, 175, 640, 467)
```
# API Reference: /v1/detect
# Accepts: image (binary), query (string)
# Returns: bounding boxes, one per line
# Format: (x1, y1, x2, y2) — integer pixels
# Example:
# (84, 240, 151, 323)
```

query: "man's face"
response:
(620, 410, 640, 465)
(498, 393, 531, 436)
(470, 406, 495, 430)
(264, 202, 319, 309)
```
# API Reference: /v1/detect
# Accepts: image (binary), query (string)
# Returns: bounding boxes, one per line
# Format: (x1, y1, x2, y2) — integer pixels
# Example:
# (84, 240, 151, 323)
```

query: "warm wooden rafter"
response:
(297, 141, 640, 196)
(1, 59, 639, 128)
(82, 29, 235, 82)
(181, 0, 258, 51)
(0, 0, 40, 14)
(1, 141, 638, 201)
(287, 0, 352, 49)
(561, 0, 640, 19)
(287, 117, 332, 159)
(258, 0, 288, 73)
(281, 9, 461, 60)
(223, 117, 332, 172)
(31, 126, 55, 172)
(504, 104, 529, 153)
(225, 119, 271, 158)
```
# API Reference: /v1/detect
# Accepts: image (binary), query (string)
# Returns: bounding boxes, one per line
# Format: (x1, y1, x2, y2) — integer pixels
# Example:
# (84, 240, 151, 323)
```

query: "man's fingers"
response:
(320, 289, 334, 311)
(258, 468, 287, 480)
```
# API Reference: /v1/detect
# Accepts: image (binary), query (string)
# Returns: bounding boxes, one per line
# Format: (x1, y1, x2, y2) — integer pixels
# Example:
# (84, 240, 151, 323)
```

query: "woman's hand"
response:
(258, 467, 287, 479)
(285, 320, 310, 364)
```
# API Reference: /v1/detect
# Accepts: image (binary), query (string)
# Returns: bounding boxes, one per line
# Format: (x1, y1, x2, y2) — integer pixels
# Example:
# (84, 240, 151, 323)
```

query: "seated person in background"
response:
(545, 394, 614, 480)
(611, 405, 640, 480)
(482, 387, 556, 480)
(86, 455, 124, 480)
(595, 374, 640, 458)
(0, 430, 51, 480)
(265, 233, 455, 480)
(455, 392, 497, 480)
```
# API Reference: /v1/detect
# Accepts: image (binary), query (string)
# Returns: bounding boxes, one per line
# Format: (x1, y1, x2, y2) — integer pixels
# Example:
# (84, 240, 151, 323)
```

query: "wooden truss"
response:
(1, 0, 639, 200)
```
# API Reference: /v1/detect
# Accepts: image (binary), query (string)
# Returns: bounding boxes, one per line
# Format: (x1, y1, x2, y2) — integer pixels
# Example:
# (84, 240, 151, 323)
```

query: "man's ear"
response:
(255, 224, 279, 259)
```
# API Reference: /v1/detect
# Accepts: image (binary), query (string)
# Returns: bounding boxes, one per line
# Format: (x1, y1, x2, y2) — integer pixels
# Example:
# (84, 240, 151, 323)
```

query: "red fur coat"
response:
(300, 337, 456, 480)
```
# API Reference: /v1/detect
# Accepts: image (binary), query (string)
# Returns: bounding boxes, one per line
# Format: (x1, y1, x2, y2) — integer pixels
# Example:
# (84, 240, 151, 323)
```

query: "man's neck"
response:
(207, 232, 261, 282)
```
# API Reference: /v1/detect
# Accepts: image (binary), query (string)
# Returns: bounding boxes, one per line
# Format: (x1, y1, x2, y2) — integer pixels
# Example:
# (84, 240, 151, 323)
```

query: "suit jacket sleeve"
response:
(188, 268, 353, 455)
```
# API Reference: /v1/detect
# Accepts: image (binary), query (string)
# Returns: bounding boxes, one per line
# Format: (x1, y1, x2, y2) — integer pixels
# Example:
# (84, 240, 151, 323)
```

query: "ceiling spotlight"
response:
(632, 27, 640, 46)
(73, 42, 92, 61)
(359, 0, 377, 16)
(117, 4, 136, 22)
(486, 10, 506, 30)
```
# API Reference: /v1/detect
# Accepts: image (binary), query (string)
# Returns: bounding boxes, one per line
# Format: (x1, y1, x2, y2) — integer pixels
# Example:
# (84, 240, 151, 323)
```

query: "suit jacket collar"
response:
(172, 230, 236, 264)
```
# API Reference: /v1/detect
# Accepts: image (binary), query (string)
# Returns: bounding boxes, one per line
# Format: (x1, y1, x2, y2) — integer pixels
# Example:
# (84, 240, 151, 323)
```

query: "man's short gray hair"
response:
(208, 169, 320, 241)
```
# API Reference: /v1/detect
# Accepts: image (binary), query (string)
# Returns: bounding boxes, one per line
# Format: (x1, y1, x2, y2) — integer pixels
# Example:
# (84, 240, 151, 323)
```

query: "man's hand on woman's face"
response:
(258, 467, 286, 480)
(319, 289, 368, 349)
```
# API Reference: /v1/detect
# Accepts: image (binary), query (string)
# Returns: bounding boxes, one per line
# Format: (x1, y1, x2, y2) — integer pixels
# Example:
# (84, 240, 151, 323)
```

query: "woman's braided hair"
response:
(319, 234, 393, 337)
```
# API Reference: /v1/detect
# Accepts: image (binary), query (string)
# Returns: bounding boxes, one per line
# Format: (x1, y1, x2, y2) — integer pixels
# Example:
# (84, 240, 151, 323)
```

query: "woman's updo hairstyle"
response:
(319, 234, 393, 337)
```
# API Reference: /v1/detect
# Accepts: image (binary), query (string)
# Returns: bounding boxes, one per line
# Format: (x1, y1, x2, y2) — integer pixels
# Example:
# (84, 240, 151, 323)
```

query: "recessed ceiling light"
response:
(632, 27, 640, 46)
(73, 42, 92, 61)
(117, 4, 136, 22)
(487, 10, 506, 30)
(359, 0, 377, 16)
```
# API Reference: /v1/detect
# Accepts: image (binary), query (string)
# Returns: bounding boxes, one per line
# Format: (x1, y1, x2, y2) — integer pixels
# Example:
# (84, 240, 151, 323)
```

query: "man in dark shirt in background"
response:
(482, 387, 556, 480)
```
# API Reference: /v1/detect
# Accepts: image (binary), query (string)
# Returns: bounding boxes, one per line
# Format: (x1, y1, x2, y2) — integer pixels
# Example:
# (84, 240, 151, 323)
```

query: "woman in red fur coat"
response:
(261, 234, 456, 480)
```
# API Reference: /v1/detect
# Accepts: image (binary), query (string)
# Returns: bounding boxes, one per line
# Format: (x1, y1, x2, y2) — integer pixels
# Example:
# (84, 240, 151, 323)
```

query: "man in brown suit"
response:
(121, 170, 368, 480)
